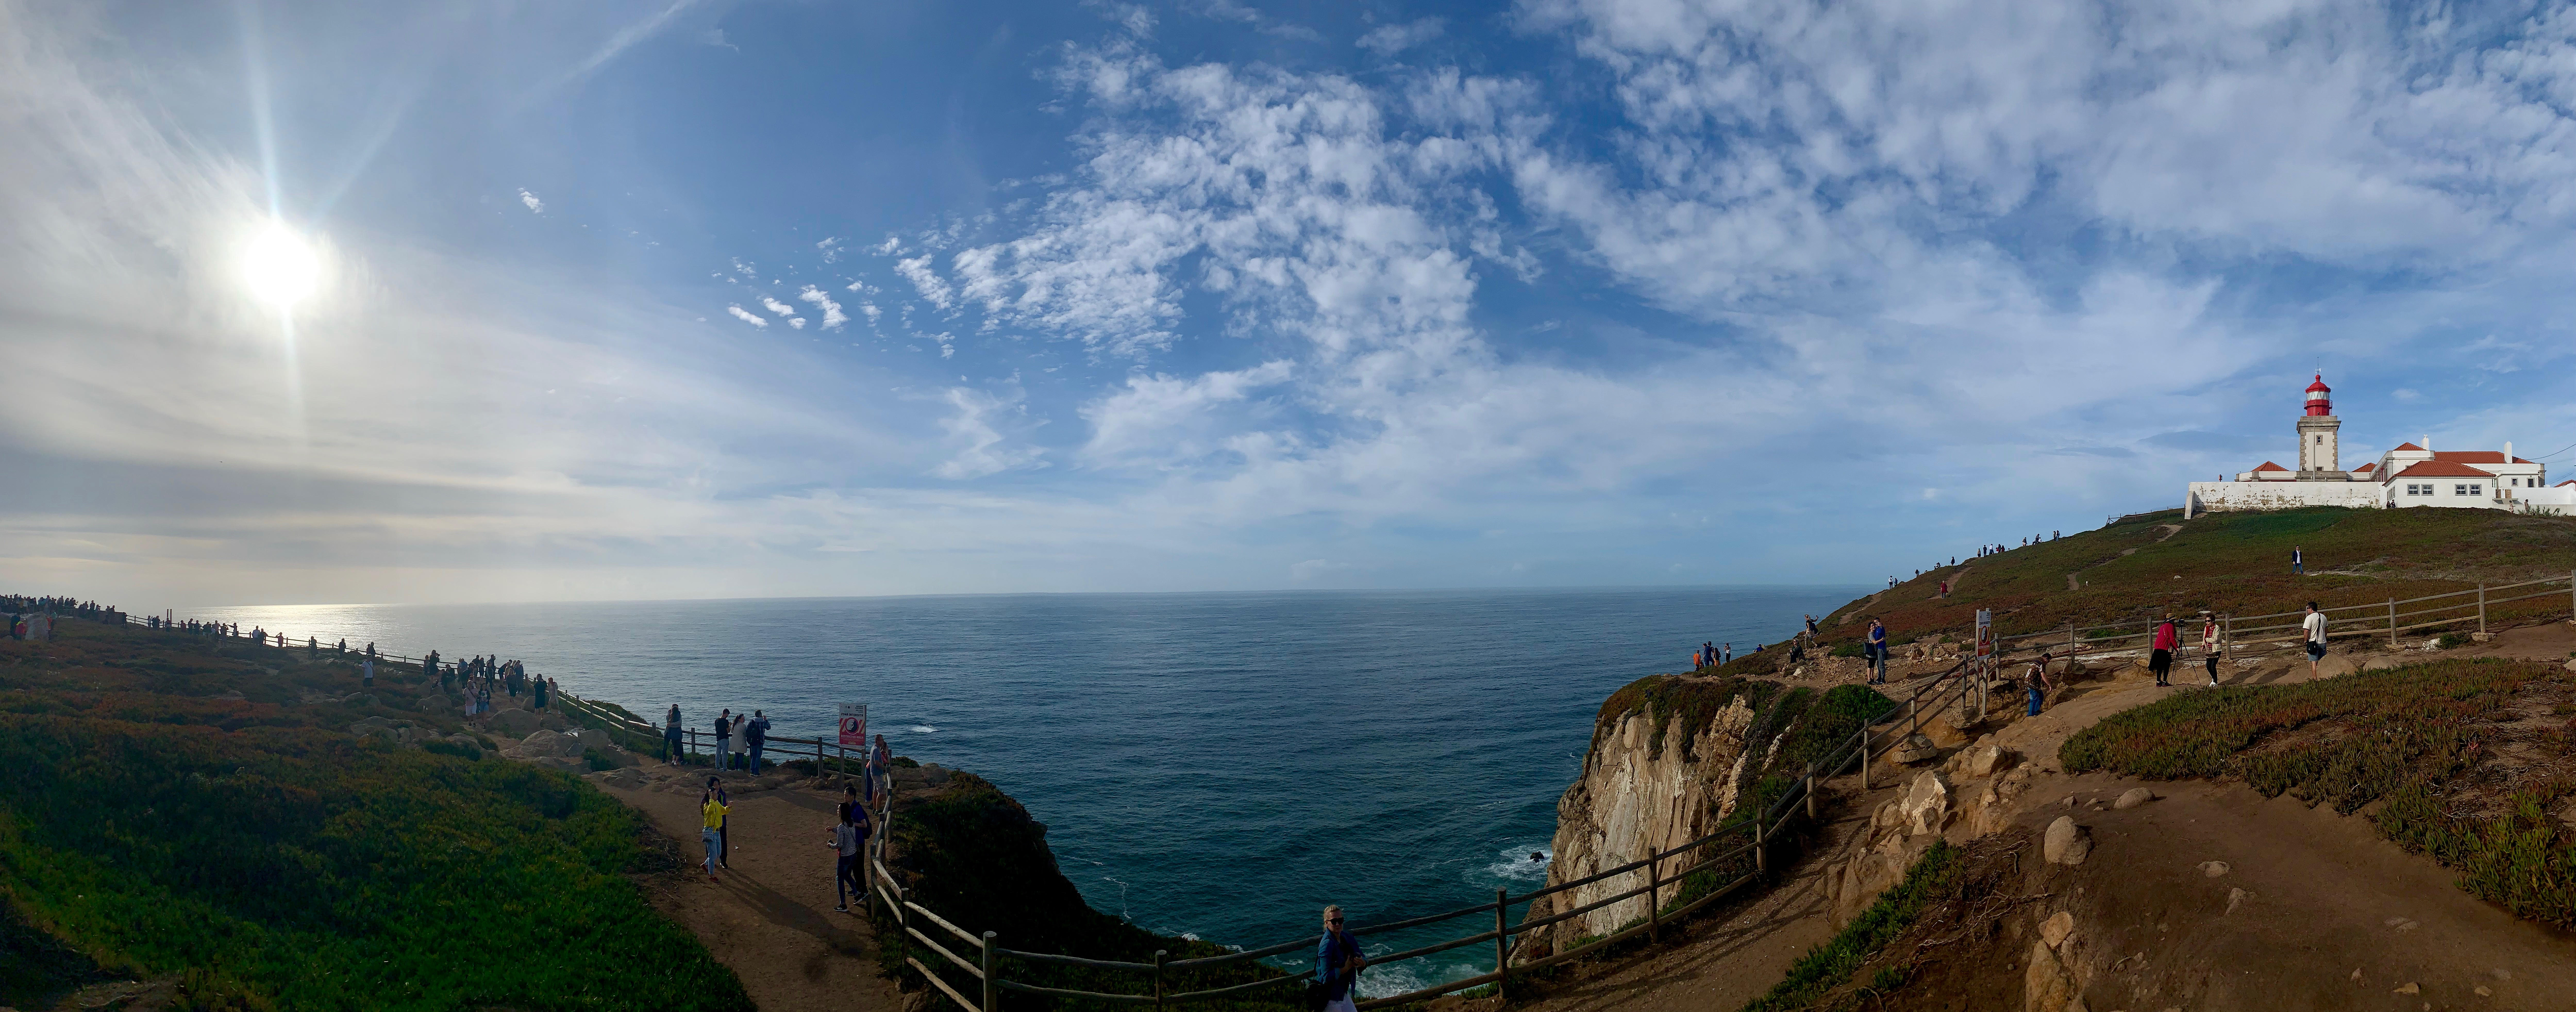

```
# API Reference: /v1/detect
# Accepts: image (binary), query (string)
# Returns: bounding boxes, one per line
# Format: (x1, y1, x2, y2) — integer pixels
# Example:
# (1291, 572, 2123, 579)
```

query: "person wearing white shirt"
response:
(2301, 602, 2328, 677)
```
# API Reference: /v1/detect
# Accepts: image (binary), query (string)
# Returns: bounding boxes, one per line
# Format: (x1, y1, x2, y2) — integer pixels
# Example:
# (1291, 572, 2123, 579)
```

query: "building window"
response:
(2406, 484, 2432, 496)
(2454, 484, 2483, 496)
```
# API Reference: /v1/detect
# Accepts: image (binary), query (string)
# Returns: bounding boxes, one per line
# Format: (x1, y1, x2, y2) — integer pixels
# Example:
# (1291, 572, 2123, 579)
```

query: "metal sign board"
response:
(838, 702, 867, 747)
(1975, 609, 1994, 658)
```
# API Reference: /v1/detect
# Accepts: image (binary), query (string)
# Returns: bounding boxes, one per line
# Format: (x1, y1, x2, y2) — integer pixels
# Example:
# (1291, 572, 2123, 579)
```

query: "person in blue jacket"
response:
(1867, 619, 1889, 684)
(1315, 905, 1366, 1012)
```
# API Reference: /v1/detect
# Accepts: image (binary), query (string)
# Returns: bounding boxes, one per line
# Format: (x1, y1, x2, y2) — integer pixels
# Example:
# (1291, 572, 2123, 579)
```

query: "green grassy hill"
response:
(1732, 507, 2576, 672)
(0, 619, 751, 1012)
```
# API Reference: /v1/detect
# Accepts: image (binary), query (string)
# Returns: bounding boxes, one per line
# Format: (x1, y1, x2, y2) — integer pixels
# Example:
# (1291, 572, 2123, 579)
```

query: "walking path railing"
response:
(1982, 571, 2576, 668)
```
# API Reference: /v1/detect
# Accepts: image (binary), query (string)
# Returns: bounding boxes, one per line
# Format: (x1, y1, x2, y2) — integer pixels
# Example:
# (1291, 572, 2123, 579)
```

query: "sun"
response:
(239, 222, 321, 310)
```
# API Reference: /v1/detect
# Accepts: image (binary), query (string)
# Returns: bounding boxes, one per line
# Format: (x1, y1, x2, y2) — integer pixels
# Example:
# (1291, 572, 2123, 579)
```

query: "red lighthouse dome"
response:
(2304, 374, 2332, 416)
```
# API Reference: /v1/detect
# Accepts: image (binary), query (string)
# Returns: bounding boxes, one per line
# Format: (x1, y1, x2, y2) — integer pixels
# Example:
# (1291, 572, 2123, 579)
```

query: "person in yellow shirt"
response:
(700, 790, 729, 880)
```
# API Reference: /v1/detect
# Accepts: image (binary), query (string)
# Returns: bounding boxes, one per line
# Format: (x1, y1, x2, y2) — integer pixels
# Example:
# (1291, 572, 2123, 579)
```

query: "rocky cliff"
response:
(1515, 676, 1890, 961)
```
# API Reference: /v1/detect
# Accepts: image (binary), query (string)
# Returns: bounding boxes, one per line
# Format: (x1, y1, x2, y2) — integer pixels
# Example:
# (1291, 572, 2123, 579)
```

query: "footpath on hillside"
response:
(1483, 620, 2576, 1012)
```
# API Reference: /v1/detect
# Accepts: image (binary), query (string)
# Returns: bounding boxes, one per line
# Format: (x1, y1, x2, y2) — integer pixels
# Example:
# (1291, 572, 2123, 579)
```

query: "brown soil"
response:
(595, 768, 904, 1012)
(1873, 774, 2576, 1011)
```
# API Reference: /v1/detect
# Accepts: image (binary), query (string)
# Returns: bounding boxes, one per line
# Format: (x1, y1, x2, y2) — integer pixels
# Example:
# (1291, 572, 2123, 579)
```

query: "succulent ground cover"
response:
(0, 618, 752, 1011)
(2060, 658, 2576, 927)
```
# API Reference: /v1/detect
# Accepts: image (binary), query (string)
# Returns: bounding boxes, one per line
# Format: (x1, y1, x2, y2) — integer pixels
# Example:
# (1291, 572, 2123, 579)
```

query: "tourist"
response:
(2149, 614, 2179, 687)
(710, 777, 732, 868)
(699, 786, 729, 880)
(2292, 546, 2304, 575)
(1702, 641, 1716, 670)
(1804, 615, 1819, 639)
(2302, 601, 2327, 676)
(361, 656, 374, 689)
(665, 705, 685, 764)
(829, 806, 869, 912)
(2025, 652, 2056, 716)
(1866, 619, 1888, 684)
(1788, 638, 1805, 665)
(714, 710, 733, 770)
(746, 710, 770, 774)
(839, 783, 862, 824)
(2201, 615, 2222, 686)
(1314, 906, 1366, 1012)
(532, 672, 548, 710)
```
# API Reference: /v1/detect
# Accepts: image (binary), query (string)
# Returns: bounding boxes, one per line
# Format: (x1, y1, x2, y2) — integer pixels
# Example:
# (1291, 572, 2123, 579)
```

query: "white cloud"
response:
(726, 305, 769, 327)
(868, 234, 903, 255)
(1357, 18, 1444, 55)
(932, 388, 1045, 478)
(788, 317, 807, 329)
(894, 255, 956, 311)
(760, 295, 796, 316)
(517, 188, 544, 213)
(798, 285, 850, 329)
(816, 236, 842, 262)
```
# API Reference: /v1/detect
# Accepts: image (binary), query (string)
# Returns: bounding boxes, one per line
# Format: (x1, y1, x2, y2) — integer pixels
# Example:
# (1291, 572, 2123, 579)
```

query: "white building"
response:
(2184, 375, 2568, 518)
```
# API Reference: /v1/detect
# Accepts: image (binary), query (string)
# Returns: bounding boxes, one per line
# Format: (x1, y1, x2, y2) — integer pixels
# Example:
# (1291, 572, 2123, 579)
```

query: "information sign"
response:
(837, 702, 867, 747)
(1974, 609, 1994, 658)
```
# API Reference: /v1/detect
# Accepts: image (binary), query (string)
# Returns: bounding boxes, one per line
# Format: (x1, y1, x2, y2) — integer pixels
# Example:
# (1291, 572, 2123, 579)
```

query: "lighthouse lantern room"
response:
(2295, 374, 2341, 479)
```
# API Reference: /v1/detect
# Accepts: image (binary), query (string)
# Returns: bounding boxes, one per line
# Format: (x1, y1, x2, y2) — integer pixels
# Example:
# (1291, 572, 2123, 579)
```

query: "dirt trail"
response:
(594, 769, 903, 1012)
(1504, 623, 2576, 1012)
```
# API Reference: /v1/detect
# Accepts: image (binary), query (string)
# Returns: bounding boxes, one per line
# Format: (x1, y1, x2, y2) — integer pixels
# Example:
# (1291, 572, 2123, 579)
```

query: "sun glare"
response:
(239, 222, 320, 310)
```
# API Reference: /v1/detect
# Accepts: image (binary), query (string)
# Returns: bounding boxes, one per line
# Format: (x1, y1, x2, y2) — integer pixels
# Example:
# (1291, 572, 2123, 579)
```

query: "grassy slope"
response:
(0, 619, 751, 1012)
(1725, 507, 2576, 676)
(2061, 657, 2576, 928)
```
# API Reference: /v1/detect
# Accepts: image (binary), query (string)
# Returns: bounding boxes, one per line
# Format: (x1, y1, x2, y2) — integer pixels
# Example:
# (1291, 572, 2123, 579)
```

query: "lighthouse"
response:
(2295, 374, 2343, 479)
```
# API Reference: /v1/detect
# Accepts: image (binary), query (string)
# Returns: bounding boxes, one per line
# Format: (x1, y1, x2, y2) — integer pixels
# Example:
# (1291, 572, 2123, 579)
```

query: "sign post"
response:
(837, 703, 867, 785)
(1974, 609, 1995, 715)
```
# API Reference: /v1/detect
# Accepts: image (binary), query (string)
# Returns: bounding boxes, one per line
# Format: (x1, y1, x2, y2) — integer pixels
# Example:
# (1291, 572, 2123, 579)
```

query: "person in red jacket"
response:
(2150, 615, 2180, 686)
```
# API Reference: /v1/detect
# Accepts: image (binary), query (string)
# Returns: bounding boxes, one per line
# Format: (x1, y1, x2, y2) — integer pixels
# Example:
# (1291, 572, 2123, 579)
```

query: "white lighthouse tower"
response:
(2294, 374, 2344, 480)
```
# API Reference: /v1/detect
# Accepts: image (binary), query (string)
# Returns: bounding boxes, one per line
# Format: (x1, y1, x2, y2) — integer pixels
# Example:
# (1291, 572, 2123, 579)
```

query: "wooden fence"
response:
(1987, 571, 2576, 666)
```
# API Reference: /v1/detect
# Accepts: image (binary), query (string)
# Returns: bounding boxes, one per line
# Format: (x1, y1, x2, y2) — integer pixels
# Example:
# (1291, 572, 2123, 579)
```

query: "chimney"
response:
(2505, 441, 2513, 462)
(2423, 435, 2431, 452)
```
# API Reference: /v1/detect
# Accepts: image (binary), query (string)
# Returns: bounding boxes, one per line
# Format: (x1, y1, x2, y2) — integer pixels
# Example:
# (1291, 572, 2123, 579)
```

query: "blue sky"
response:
(5, 0, 2575, 605)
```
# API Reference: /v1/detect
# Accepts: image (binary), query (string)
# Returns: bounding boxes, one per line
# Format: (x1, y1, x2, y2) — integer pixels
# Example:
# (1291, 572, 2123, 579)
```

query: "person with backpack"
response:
(2024, 652, 2056, 716)
(745, 710, 770, 774)
(2149, 615, 2179, 687)
(1312, 905, 1365, 1012)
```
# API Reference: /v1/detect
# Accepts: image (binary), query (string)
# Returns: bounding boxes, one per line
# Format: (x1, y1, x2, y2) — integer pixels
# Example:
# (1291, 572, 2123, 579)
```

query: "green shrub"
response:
(582, 747, 617, 772)
(420, 740, 481, 762)
(2436, 632, 2469, 649)
(1740, 842, 1956, 1012)
(1829, 643, 1864, 658)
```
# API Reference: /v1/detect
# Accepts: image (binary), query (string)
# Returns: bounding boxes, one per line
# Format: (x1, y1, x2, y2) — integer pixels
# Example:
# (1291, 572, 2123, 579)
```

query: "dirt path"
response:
(594, 768, 903, 1012)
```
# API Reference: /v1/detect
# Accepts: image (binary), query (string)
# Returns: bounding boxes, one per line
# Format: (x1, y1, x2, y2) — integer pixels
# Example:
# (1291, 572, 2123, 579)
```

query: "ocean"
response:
(194, 586, 1862, 995)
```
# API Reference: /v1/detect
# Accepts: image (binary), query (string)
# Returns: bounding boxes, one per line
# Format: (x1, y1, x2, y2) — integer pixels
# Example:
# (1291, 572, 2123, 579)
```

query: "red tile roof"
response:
(2351, 463, 2376, 472)
(2251, 461, 2289, 472)
(2561, 480, 2576, 488)
(2435, 451, 2508, 464)
(2384, 460, 2498, 482)
(2514, 457, 2536, 464)
(2390, 442, 2425, 452)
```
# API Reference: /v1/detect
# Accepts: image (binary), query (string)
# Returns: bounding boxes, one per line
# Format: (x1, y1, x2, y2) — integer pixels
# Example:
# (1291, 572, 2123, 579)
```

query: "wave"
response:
(1483, 843, 1552, 883)
(909, 725, 937, 733)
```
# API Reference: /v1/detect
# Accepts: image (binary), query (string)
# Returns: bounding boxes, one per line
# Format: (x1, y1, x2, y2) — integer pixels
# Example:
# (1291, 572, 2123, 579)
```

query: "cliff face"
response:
(1515, 676, 1895, 961)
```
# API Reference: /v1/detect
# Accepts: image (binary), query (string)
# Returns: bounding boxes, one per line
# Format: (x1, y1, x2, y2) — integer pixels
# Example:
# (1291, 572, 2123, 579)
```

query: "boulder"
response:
(342, 693, 378, 707)
(2113, 787, 2155, 810)
(2039, 910, 2075, 949)
(2023, 940, 2081, 1012)
(2199, 860, 2231, 878)
(2044, 816, 2091, 865)
(1891, 732, 1942, 765)
(572, 727, 618, 751)
(521, 729, 586, 759)
(490, 708, 541, 736)
(1950, 738, 2016, 779)
(594, 767, 646, 790)
(2313, 653, 2358, 679)
(1899, 771, 1952, 836)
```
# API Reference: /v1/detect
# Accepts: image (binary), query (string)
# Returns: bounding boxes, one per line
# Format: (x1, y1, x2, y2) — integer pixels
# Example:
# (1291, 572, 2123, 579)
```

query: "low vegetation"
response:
(0, 618, 752, 1011)
(2060, 658, 2576, 927)
(1738, 842, 1958, 1012)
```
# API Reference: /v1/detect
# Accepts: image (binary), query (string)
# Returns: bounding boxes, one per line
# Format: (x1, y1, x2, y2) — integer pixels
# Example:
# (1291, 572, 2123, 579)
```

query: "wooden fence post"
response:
(1493, 888, 1511, 998)
(1152, 949, 1167, 1012)
(1804, 764, 1817, 820)
(1858, 729, 1869, 790)
(2478, 583, 2487, 633)
(2388, 598, 2398, 646)
(982, 931, 998, 1012)
(1754, 817, 1767, 875)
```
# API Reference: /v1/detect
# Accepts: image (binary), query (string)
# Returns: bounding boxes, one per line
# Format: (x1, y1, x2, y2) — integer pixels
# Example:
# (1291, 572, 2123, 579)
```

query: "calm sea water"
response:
(195, 587, 1859, 994)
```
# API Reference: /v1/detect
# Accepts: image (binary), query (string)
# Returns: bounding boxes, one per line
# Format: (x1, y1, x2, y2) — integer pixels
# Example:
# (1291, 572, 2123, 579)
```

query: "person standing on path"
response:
(699, 787, 729, 880)
(705, 776, 734, 869)
(361, 656, 374, 689)
(2302, 601, 2328, 677)
(2150, 615, 2179, 687)
(828, 805, 871, 912)
(531, 672, 548, 710)
(714, 710, 733, 770)
(1315, 906, 1366, 1012)
(1805, 614, 1820, 639)
(2292, 546, 2304, 575)
(745, 710, 770, 774)
(2024, 653, 2056, 716)
(665, 705, 685, 765)
(1866, 619, 1889, 684)
(2201, 615, 2223, 686)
